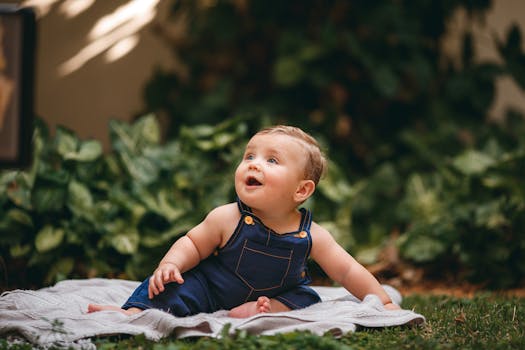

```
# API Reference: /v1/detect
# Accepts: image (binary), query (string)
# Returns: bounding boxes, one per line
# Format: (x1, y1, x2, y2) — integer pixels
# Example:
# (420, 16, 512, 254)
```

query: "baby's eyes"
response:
(243, 154, 278, 164)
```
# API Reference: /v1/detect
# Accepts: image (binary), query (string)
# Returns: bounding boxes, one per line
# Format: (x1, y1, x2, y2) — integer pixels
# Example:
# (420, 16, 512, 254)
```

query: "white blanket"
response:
(0, 278, 424, 349)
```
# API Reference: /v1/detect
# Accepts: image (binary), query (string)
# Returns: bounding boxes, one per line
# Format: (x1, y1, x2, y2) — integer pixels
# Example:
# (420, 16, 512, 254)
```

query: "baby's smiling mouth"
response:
(246, 176, 262, 186)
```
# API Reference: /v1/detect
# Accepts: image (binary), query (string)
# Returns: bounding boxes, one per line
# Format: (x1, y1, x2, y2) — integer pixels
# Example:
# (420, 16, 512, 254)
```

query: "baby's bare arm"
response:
(148, 236, 201, 298)
(310, 222, 398, 309)
(149, 203, 239, 298)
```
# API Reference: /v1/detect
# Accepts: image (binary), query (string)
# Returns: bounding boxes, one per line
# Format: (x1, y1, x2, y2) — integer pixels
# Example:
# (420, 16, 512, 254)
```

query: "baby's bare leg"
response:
(87, 304, 142, 315)
(228, 296, 290, 318)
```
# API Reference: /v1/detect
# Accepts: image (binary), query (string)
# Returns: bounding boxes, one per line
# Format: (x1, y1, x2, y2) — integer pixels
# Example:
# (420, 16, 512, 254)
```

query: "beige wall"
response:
(8, 0, 525, 149)
(13, 0, 175, 149)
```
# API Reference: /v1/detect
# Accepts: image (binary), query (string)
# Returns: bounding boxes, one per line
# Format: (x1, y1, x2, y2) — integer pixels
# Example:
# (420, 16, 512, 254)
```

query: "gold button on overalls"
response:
(244, 216, 254, 225)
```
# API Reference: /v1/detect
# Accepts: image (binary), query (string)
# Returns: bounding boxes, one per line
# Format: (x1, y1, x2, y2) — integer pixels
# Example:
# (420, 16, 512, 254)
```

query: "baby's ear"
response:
(294, 180, 316, 203)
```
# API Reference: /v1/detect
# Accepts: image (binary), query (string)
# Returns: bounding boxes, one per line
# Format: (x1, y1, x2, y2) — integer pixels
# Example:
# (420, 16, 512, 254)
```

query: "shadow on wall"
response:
(442, 0, 525, 121)
(20, 0, 176, 150)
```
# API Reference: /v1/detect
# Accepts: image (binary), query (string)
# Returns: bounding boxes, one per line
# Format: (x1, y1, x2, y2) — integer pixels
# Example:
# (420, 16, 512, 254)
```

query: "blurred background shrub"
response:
(1, 0, 524, 289)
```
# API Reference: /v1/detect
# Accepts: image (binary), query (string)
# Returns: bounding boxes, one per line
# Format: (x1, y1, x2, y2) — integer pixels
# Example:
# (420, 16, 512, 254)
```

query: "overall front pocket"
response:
(235, 239, 293, 291)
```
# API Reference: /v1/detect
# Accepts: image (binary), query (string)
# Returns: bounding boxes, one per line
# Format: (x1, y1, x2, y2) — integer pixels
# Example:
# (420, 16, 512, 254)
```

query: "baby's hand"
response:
(148, 262, 184, 299)
(383, 302, 401, 311)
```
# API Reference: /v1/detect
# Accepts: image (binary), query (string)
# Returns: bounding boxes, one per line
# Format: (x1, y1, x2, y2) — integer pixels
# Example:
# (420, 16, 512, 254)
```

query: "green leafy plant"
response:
(0, 115, 356, 289)
(139, 0, 525, 287)
(0, 116, 246, 287)
(398, 116, 525, 287)
(143, 1, 492, 235)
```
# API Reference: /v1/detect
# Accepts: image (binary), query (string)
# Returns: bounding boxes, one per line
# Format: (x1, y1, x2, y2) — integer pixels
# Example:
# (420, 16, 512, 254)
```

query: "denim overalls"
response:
(122, 199, 321, 316)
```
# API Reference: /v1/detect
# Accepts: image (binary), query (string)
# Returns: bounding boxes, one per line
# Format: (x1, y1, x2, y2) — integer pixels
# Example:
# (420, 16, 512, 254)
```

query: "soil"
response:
(396, 280, 525, 298)
(361, 243, 525, 298)
(311, 274, 525, 298)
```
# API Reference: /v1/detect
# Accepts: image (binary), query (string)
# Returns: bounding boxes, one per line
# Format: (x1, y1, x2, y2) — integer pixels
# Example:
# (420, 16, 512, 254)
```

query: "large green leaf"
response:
(37, 164, 70, 185)
(10, 244, 31, 257)
(452, 149, 495, 175)
(67, 180, 94, 218)
(318, 162, 356, 203)
(109, 119, 135, 153)
(401, 235, 446, 263)
(140, 221, 192, 248)
(474, 200, 508, 229)
(120, 152, 159, 185)
(133, 114, 161, 146)
(32, 186, 67, 213)
(35, 225, 65, 253)
(405, 174, 442, 224)
(110, 230, 140, 255)
(55, 127, 79, 159)
(156, 189, 186, 222)
(64, 140, 102, 162)
(7, 208, 33, 227)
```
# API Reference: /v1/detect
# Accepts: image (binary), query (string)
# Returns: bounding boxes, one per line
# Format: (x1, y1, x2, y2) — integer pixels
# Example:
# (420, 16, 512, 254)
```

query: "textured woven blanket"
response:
(0, 278, 424, 349)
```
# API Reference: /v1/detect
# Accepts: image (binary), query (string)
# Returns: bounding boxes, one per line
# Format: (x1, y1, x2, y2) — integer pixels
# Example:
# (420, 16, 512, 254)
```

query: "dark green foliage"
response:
(0, 116, 249, 288)
(140, 0, 525, 287)
(144, 0, 493, 173)
(396, 113, 525, 287)
(0, 115, 356, 289)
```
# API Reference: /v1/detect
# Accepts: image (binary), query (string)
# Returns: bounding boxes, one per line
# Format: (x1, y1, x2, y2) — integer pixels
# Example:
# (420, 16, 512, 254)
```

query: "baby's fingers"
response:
(162, 269, 172, 283)
(148, 272, 164, 299)
(171, 269, 184, 284)
(148, 276, 157, 299)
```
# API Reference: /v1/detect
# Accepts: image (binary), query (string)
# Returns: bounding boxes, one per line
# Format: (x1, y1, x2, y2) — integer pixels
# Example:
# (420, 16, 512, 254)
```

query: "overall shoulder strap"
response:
(298, 207, 312, 232)
(236, 197, 252, 214)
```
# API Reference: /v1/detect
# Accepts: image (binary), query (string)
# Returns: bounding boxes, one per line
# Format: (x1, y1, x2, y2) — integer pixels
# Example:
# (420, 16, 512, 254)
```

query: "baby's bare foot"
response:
(228, 296, 273, 318)
(87, 304, 141, 315)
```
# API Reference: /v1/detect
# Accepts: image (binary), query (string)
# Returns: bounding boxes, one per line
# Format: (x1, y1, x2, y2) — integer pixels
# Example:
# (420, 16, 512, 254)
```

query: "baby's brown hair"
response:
(255, 125, 327, 185)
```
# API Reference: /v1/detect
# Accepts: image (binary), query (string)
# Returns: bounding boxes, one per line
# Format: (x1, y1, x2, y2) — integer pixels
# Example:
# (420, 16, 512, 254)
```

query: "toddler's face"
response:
(235, 133, 308, 211)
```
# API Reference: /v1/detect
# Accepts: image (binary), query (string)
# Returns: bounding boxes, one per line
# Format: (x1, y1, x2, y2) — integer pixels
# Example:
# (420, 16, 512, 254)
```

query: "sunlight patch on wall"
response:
(105, 34, 139, 62)
(60, 0, 160, 75)
(58, 0, 95, 19)
(21, 0, 61, 17)
(22, 0, 161, 76)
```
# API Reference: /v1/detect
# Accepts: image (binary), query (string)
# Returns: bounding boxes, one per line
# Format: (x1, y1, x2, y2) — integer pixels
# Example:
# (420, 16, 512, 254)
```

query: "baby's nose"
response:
(248, 162, 260, 170)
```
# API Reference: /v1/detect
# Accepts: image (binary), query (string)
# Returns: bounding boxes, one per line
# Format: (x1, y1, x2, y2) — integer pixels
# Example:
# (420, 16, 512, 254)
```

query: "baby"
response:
(88, 125, 399, 318)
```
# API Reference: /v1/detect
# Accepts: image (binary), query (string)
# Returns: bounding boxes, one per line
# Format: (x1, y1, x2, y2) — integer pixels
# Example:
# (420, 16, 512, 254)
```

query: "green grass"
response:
(2, 294, 524, 349)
